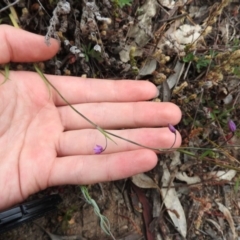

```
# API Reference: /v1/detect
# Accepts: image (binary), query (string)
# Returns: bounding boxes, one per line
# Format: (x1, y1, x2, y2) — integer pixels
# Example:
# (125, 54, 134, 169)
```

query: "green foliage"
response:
(234, 178, 240, 194)
(183, 52, 211, 72)
(233, 66, 240, 77)
(183, 50, 218, 72)
(231, 38, 240, 51)
(61, 205, 78, 230)
(207, 106, 235, 133)
(117, 0, 132, 8)
(112, 0, 132, 8)
(200, 149, 219, 159)
(82, 44, 102, 62)
(195, 56, 211, 72)
(183, 52, 195, 63)
(63, 206, 77, 221)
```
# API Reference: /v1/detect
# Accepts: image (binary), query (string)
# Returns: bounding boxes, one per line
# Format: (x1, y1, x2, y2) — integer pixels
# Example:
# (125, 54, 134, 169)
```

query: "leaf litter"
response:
(1, 0, 240, 239)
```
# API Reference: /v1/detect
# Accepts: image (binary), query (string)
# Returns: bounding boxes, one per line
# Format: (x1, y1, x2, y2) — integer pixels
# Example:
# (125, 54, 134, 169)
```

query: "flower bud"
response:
(168, 124, 176, 133)
(94, 145, 104, 154)
(228, 120, 236, 132)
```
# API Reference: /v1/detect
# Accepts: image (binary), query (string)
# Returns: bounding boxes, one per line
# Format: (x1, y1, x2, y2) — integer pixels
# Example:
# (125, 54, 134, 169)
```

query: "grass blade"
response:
(0, 64, 10, 85)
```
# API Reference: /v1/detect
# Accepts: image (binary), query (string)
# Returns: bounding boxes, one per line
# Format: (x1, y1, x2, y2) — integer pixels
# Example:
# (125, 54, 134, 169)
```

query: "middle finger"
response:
(58, 102, 181, 130)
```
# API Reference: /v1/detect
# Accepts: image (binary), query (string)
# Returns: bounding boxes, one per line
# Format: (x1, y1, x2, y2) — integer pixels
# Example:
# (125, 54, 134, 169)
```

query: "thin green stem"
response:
(177, 149, 196, 156)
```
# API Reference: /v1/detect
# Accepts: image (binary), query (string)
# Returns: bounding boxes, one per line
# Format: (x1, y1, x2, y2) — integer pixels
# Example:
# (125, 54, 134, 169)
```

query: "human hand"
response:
(0, 25, 181, 210)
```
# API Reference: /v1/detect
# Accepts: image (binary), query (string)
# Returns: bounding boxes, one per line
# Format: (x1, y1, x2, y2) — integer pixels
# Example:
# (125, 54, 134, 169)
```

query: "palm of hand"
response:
(0, 25, 181, 210)
(0, 71, 63, 207)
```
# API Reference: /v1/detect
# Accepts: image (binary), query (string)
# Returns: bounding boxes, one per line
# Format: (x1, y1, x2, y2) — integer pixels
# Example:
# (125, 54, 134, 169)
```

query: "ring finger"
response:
(57, 127, 181, 156)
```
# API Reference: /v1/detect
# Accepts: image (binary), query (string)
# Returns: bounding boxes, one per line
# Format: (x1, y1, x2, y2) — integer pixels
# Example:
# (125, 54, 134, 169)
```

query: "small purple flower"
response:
(94, 145, 104, 154)
(228, 120, 236, 132)
(168, 124, 176, 134)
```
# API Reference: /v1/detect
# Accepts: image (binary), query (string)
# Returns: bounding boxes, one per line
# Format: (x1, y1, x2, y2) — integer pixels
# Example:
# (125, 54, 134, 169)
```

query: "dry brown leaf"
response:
(128, 0, 158, 47)
(119, 44, 143, 63)
(131, 173, 159, 189)
(166, 61, 185, 89)
(217, 202, 237, 239)
(175, 172, 201, 184)
(160, 163, 187, 237)
(160, 0, 186, 9)
(131, 184, 154, 240)
(139, 59, 157, 76)
(205, 218, 224, 237)
(205, 170, 236, 181)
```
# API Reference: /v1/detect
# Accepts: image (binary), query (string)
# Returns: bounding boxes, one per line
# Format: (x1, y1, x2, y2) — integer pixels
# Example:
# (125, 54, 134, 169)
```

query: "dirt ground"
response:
(1, 0, 240, 239)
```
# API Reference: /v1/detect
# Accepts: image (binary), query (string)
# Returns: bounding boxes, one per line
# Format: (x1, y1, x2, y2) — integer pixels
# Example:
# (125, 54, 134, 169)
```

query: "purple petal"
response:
(168, 124, 176, 133)
(94, 145, 104, 154)
(228, 120, 236, 132)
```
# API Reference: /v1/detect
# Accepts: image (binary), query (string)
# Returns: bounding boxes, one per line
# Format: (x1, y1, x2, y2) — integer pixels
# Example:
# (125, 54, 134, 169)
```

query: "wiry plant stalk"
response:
(33, 65, 240, 155)
(34, 65, 180, 152)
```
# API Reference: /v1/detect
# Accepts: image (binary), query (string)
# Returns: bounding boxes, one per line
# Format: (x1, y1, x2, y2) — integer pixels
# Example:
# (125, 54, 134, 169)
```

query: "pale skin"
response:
(0, 25, 182, 210)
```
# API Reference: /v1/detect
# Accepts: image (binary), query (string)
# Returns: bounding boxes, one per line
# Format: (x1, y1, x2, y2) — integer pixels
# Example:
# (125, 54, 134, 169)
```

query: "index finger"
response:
(0, 25, 59, 63)
(47, 75, 159, 105)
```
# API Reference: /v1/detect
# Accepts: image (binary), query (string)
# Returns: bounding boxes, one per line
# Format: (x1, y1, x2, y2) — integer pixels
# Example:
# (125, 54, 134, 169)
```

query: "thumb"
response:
(0, 25, 59, 64)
